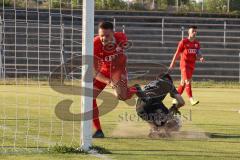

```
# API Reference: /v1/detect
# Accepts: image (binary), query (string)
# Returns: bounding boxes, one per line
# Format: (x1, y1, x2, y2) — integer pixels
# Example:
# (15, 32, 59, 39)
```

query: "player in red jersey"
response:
(92, 22, 140, 138)
(169, 26, 205, 106)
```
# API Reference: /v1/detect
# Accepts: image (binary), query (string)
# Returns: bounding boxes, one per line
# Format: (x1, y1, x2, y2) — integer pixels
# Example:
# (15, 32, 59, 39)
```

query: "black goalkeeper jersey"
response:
(136, 77, 179, 118)
(136, 77, 179, 126)
(142, 78, 178, 103)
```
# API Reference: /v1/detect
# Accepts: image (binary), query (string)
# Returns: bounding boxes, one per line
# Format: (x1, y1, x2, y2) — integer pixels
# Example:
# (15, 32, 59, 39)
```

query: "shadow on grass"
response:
(208, 133, 240, 139)
(105, 132, 240, 143)
(195, 124, 240, 127)
(112, 152, 240, 159)
(111, 148, 240, 158)
(111, 148, 240, 155)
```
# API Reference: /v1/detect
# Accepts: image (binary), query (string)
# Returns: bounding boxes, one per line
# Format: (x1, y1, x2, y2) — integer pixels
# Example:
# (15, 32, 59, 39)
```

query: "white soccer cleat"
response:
(190, 98, 199, 106)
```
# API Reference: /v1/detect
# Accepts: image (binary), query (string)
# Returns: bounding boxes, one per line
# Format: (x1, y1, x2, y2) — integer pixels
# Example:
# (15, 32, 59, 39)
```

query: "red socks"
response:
(93, 99, 102, 131)
(177, 84, 185, 95)
(129, 86, 137, 94)
(92, 86, 138, 131)
(185, 83, 193, 98)
(127, 86, 138, 99)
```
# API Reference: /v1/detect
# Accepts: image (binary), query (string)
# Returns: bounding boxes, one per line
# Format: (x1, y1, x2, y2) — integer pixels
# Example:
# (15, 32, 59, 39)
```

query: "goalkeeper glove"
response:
(169, 104, 181, 115)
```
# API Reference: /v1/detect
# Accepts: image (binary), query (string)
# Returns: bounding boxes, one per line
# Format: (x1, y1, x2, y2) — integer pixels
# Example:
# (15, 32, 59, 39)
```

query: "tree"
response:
(204, 0, 228, 13)
(95, 0, 128, 10)
(230, 0, 240, 11)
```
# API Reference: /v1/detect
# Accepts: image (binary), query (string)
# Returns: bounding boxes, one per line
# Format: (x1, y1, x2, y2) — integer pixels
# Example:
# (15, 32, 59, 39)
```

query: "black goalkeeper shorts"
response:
(136, 98, 169, 126)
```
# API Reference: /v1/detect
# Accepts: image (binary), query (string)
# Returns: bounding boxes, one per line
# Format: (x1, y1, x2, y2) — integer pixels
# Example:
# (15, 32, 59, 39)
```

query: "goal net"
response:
(0, 0, 94, 153)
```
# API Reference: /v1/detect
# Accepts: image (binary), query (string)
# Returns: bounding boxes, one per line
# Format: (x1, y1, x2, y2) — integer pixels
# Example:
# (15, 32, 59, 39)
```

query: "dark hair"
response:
(189, 25, 197, 29)
(157, 73, 173, 83)
(98, 21, 114, 30)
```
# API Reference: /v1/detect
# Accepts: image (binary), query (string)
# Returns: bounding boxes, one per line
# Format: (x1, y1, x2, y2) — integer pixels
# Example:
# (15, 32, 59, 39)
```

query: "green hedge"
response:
(0, 0, 239, 15)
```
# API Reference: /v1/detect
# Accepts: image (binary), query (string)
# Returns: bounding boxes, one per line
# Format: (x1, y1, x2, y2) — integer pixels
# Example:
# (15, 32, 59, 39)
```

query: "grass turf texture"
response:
(0, 83, 240, 160)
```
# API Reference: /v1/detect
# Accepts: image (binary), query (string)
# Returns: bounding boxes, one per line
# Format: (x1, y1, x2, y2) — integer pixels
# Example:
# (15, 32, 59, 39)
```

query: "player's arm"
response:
(169, 40, 184, 71)
(196, 49, 205, 63)
(94, 70, 110, 84)
(93, 60, 119, 88)
(167, 82, 185, 114)
(94, 56, 119, 87)
(169, 93, 185, 115)
(169, 91, 185, 115)
(93, 40, 112, 85)
(169, 87, 185, 108)
(173, 94, 185, 108)
(116, 32, 128, 53)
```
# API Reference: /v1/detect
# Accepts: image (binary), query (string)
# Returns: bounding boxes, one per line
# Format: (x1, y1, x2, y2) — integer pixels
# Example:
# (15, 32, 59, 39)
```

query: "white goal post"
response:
(80, 0, 94, 151)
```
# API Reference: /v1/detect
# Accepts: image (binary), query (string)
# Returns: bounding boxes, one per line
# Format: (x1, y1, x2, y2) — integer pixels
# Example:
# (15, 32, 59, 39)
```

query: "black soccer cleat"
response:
(92, 130, 105, 138)
(134, 84, 144, 97)
(134, 84, 150, 103)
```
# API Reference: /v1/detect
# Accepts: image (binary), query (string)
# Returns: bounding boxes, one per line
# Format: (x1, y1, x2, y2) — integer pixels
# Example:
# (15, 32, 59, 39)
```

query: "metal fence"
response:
(115, 15, 240, 50)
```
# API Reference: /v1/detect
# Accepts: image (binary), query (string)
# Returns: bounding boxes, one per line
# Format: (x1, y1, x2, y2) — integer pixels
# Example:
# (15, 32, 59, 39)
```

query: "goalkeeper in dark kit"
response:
(135, 73, 185, 138)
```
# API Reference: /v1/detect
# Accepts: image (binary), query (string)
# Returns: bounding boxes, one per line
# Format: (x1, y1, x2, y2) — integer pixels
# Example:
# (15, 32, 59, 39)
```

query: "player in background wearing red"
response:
(93, 22, 141, 138)
(169, 26, 205, 106)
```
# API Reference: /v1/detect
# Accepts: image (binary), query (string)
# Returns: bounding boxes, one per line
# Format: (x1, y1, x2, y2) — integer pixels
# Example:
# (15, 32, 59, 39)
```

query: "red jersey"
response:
(177, 38, 200, 69)
(94, 32, 128, 77)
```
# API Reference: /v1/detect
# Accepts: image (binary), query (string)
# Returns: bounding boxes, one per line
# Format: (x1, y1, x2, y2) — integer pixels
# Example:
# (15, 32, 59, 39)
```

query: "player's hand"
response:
(115, 46, 123, 53)
(109, 80, 123, 89)
(168, 66, 174, 73)
(200, 57, 205, 63)
(103, 41, 117, 53)
(109, 80, 126, 89)
(169, 104, 181, 115)
(109, 80, 118, 89)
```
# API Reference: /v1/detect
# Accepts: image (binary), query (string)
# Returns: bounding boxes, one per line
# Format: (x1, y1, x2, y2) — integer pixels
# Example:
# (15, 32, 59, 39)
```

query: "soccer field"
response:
(0, 84, 240, 160)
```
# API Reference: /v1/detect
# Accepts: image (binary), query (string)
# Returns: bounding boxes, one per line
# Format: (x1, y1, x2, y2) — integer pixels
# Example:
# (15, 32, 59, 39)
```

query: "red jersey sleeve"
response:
(197, 41, 201, 50)
(176, 40, 185, 54)
(195, 41, 201, 55)
(93, 36, 102, 72)
(94, 36, 102, 55)
(115, 32, 128, 45)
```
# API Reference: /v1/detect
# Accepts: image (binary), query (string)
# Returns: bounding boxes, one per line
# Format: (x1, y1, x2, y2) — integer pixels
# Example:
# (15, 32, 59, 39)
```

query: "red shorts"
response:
(180, 63, 195, 80)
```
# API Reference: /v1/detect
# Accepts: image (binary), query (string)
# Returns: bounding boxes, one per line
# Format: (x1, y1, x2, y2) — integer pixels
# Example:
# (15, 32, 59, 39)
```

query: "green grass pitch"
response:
(0, 82, 240, 160)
